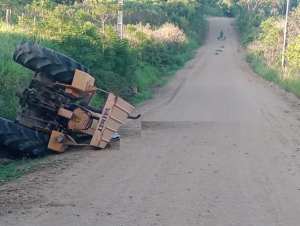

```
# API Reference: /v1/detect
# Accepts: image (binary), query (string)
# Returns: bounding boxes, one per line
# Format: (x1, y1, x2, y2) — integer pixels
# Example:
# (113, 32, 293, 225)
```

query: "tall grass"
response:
(0, 23, 58, 119)
(247, 53, 300, 98)
(0, 156, 63, 183)
(0, 27, 32, 119)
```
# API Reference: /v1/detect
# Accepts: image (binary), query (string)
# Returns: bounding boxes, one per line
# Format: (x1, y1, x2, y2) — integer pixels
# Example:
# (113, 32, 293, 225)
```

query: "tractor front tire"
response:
(13, 41, 89, 85)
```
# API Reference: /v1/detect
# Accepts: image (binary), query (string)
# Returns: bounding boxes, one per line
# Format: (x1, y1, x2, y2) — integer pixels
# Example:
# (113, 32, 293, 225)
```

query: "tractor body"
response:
(0, 41, 140, 156)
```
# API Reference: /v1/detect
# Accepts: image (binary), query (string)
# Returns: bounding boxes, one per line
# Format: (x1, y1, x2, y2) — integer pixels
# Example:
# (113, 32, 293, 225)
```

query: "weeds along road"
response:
(2, 17, 300, 226)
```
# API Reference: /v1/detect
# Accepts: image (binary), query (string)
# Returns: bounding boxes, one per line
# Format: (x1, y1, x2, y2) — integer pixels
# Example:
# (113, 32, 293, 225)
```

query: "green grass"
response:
(155, 78, 168, 86)
(90, 92, 106, 108)
(134, 64, 162, 93)
(281, 77, 300, 98)
(0, 156, 64, 183)
(0, 31, 32, 120)
(247, 52, 300, 98)
(247, 53, 281, 83)
(132, 92, 153, 104)
(0, 23, 56, 120)
(162, 65, 182, 77)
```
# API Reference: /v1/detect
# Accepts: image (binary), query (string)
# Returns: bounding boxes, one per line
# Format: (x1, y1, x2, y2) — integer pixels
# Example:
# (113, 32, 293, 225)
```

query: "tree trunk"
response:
(6, 9, 11, 25)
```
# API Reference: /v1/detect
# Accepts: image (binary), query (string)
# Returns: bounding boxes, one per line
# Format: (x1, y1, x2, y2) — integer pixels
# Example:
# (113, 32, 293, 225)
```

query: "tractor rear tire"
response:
(13, 41, 89, 85)
(0, 117, 51, 157)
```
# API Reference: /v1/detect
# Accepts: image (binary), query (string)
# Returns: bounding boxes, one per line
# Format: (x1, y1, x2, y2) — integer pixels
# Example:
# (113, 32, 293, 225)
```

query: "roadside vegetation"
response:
(0, 156, 63, 183)
(0, 0, 207, 120)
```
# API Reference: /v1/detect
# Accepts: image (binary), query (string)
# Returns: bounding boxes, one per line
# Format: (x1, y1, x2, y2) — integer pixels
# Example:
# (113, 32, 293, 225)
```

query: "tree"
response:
(258, 17, 283, 65)
(26, 0, 56, 19)
(237, 0, 283, 13)
(89, 2, 119, 34)
(217, 0, 234, 16)
(288, 4, 300, 43)
(286, 35, 300, 76)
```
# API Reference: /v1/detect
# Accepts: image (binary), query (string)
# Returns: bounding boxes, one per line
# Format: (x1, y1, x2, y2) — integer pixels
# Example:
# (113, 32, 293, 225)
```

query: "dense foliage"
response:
(236, 0, 300, 96)
(0, 0, 206, 119)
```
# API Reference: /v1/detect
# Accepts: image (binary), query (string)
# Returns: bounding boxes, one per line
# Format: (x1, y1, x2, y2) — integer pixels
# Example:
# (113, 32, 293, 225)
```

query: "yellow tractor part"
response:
(90, 92, 135, 148)
(55, 70, 99, 97)
(48, 92, 135, 152)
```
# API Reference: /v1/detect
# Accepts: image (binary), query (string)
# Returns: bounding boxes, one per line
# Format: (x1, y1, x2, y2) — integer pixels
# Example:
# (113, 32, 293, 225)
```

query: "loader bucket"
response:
(90, 93, 135, 148)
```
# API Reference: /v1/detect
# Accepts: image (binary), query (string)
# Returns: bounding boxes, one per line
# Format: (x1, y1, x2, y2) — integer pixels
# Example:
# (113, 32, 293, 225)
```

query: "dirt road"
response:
(2, 17, 300, 226)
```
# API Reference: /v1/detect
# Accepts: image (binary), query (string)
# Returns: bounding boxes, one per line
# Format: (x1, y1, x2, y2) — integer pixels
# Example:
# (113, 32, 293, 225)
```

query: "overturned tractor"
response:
(0, 41, 140, 157)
